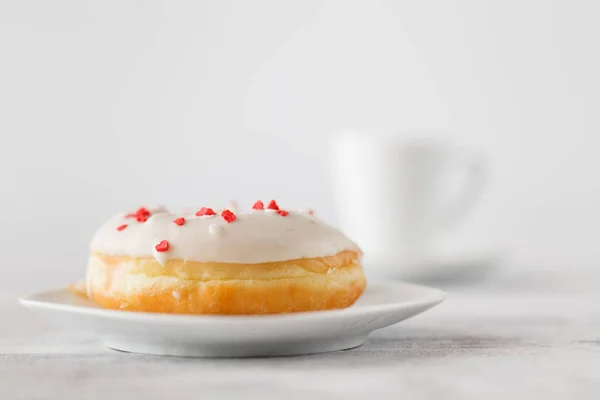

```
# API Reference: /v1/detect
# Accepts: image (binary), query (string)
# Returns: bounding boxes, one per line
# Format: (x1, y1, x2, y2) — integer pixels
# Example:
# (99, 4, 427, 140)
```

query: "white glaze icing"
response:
(90, 208, 360, 264)
(193, 214, 217, 220)
(152, 242, 169, 266)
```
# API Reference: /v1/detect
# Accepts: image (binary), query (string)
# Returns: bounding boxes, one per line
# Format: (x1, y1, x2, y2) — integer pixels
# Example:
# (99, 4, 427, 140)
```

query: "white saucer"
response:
(19, 282, 445, 357)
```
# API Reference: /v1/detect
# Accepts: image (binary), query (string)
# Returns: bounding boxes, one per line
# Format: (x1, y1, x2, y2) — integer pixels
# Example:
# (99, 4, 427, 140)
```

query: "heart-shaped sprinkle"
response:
(252, 200, 264, 210)
(276, 210, 289, 216)
(267, 200, 279, 210)
(136, 207, 151, 216)
(221, 209, 236, 223)
(125, 207, 152, 223)
(155, 240, 169, 252)
(172, 217, 185, 226)
(196, 207, 216, 216)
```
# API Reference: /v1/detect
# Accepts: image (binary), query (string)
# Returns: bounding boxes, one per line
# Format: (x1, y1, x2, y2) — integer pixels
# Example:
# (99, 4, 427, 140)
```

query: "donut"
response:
(82, 201, 366, 314)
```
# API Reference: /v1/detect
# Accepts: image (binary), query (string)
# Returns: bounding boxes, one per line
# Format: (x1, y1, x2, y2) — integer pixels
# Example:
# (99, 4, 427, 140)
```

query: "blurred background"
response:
(2, 0, 600, 291)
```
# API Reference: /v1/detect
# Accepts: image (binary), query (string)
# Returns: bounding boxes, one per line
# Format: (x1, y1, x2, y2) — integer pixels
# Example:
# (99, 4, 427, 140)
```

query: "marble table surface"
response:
(2, 271, 599, 400)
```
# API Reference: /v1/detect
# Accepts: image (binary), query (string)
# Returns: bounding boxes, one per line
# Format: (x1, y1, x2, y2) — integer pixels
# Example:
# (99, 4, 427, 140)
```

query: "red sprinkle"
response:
(276, 209, 289, 216)
(125, 207, 152, 223)
(172, 217, 185, 226)
(221, 209, 237, 223)
(116, 224, 128, 231)
(136, 207, 151, 216)
(308, 209, 315, 216)
(267, 200, 279, 210)
(155, 240, 169, 252)
(196, 207, 216, 216)
(252, 200, 264, 210)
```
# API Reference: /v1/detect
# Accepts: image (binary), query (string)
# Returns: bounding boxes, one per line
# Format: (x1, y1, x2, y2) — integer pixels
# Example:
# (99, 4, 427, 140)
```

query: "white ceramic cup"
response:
(329, 132, 486, 266)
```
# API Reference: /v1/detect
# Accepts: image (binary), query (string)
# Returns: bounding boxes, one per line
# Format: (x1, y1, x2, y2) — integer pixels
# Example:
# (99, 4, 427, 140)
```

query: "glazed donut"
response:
(83, 201, 366, 314)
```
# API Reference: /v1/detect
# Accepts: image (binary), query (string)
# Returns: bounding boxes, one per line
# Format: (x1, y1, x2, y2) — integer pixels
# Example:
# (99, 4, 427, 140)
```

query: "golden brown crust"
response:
(85, 250, 366, 314)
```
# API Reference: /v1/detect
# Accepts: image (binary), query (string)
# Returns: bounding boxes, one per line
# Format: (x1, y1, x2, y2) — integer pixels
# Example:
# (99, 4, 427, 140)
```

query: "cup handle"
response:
(436, 154, 487, 230)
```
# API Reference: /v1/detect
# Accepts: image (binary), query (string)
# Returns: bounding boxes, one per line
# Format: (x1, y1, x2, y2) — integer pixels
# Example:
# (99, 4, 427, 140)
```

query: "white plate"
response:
(19, 282, 445, 358)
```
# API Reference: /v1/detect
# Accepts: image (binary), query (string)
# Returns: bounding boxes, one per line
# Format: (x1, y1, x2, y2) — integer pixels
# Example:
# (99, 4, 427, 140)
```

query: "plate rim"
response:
(19, 281, 446, 324)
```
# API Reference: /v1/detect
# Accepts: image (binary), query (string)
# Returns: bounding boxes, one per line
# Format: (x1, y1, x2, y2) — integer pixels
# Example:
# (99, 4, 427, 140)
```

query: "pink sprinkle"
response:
(172, 217, 185, 226)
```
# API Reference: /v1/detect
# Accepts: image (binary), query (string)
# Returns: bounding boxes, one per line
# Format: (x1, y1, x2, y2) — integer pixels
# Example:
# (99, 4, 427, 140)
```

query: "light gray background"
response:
(2, 0, 600, 291)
